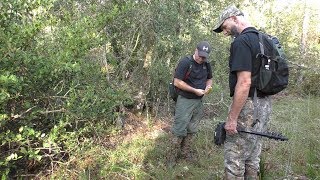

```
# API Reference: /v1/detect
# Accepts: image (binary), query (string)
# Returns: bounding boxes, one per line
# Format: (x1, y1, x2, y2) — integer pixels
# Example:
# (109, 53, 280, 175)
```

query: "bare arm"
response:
(225, 71, 251, 135)
(174, 78, 205, 97)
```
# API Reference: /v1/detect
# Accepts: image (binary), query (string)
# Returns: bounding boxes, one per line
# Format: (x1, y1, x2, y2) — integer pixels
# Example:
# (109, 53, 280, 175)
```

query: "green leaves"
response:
(0, 0, 134, 177)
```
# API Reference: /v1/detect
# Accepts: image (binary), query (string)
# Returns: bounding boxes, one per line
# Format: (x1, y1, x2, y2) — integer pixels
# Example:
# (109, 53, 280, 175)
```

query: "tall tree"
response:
(300, 0, 310, 62)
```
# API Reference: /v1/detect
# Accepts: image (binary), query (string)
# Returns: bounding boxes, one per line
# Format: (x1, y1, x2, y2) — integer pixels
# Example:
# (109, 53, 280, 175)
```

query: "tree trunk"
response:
(300, 0, 309, 61)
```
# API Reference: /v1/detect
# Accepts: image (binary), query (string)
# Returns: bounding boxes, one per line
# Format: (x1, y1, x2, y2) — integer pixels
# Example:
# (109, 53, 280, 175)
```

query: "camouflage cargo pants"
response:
(224, 96, 271, 179)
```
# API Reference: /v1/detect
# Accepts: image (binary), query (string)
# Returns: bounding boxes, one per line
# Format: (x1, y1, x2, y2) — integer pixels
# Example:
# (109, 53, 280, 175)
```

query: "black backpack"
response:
(245, 30, 289, 95)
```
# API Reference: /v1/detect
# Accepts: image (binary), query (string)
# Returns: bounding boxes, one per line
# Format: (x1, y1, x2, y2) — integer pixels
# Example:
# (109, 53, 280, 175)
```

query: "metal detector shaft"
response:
(238, 130, 289, 141)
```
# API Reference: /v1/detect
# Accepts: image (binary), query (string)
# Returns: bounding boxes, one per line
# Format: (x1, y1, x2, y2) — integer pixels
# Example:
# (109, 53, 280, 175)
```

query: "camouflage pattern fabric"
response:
(213, 5, 244, 33)
(224, 96, 271, 179)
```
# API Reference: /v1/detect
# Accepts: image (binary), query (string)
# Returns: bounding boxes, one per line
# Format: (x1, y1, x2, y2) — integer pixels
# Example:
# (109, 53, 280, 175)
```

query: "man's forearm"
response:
(228, 85, 250, 122)
(174, 78, 195, 93)
(206, 79, 213, 87)
(228, 71, 251, 123)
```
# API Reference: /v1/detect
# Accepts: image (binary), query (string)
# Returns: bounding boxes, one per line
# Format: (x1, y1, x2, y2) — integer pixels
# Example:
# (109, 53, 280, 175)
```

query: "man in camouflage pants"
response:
(213, 5, 272, 179)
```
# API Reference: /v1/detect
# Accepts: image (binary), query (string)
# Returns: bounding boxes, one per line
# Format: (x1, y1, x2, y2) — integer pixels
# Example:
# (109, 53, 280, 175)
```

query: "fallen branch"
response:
(11, 106, 36, 120)
(288, 60, 320, 72)
(204, 92, 228, 108)
(39, 108, 66, 115)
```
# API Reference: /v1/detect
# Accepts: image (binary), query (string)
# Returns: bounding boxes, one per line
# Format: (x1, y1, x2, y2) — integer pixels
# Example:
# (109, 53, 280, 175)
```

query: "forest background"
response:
(1, 0, 319, 179)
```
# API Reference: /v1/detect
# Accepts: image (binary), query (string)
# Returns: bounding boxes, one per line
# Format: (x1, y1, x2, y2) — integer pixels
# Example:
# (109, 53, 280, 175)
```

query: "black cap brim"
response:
(213, 26, 223, 33)
(198, 51, 209, 58)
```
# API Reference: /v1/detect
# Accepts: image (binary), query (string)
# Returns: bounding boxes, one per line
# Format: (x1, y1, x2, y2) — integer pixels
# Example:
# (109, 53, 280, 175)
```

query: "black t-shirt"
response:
(229, 27, 267, 97)
(174, 56, 213, 99)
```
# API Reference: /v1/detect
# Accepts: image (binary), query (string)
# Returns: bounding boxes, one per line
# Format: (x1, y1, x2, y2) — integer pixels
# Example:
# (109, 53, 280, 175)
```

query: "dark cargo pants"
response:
(171, 95, 203, 137)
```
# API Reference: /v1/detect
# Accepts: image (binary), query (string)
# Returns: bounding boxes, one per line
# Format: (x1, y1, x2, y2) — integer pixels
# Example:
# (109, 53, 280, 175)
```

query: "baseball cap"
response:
(197, 41, 211, 58)
(212, 5, 244, 33)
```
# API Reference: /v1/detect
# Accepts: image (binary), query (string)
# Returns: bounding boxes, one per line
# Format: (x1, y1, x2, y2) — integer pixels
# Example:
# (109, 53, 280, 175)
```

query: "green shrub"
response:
(0, 1, 133, 177)
(301, 71, 320, 96)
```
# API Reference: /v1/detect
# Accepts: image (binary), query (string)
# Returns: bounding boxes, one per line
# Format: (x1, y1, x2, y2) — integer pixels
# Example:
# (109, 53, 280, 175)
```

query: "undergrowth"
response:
(43, 95, 320, 179)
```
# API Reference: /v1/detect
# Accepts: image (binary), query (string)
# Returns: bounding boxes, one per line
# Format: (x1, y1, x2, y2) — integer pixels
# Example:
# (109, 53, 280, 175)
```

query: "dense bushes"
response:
(0, 1, 133, 177)
(300, 71, 320, 96)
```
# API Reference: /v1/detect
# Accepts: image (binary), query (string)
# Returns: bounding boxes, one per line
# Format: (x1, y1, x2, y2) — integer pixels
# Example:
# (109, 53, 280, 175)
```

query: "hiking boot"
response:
(180, 134, 197, 162)
(166, 135, 183, 168)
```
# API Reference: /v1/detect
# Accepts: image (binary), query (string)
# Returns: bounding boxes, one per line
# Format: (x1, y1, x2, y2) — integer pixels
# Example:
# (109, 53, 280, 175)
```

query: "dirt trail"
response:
(103, 111, 172, 149)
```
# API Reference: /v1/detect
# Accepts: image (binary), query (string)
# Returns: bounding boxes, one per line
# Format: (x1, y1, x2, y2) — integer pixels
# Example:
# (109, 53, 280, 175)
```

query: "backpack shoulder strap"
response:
(242, 29, 259, 35)
(243, 30, 265, 122)
(184, 55, 193, 80)
(243, 29, 266, 57)
(258, 33, 265, 55)
(185, 55, 211, 79)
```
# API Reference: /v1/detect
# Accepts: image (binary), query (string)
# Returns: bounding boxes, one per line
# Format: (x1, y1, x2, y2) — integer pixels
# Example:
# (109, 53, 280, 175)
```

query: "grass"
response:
(260, 95, 320, 179)
(43, 95, 319, 179)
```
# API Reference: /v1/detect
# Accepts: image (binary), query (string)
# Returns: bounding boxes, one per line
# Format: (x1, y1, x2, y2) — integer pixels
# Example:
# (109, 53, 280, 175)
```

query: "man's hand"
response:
(193, 88, 205, 96)
(224, 120, 238, 135)
(204, 86, 212, 95)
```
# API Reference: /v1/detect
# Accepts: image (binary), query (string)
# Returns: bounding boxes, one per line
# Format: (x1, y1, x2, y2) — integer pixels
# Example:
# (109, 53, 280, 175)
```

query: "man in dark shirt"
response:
(167, 41, 213, 167)
(213, 5, 271, 179)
